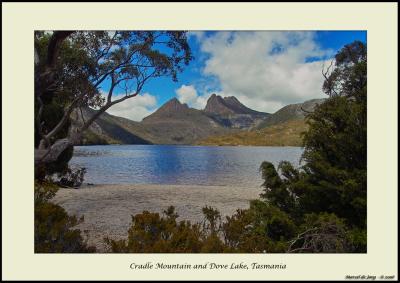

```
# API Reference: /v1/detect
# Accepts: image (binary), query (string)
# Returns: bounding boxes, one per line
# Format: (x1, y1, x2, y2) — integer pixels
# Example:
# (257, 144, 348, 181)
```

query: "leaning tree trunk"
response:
(35, 137, 73, 165)
(34, 31, 77, 177)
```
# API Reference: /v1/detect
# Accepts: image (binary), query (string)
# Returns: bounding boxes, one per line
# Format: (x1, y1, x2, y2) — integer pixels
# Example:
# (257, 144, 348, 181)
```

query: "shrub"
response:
(34, 181, 95, 253)
(107, 203, 298, 253)
(106, 206, 203, 253)
(106, 206, 229, 253)
(287, 213, 351, 253)
(222, 200, 296, 253)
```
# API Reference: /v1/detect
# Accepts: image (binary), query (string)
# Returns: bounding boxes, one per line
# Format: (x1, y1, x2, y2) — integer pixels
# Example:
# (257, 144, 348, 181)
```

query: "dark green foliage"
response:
(34, 181, 58, 204)
(35, 202, 95, 253)
(300, 96, 366, 228)
(34, 98, 71, 148)
(34, 181, 96, 253)
(105, 205, 232, 253)
(257, 41, 367, 252)
(107, 203, 295, 253)
(200, 233, 226, 253)
(222, 200, 295, 253)
(299, 41, 367, 229)
(105, 206, 205, 253)
(260, 161, 296, 215)
(35, 33, 100, 149)
(201, 206, 222, 234)
(346, 227, 367, 253)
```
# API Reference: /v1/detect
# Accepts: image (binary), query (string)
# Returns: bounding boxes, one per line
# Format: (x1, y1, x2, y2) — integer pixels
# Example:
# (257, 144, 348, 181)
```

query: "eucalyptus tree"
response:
(34, 31, 192, 172)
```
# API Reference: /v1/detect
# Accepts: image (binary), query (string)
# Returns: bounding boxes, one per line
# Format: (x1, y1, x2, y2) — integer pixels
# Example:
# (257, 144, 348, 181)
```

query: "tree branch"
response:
(322, 59, 339, 97)
(40, 95, 82, 147)
(46, 31, 74, 68)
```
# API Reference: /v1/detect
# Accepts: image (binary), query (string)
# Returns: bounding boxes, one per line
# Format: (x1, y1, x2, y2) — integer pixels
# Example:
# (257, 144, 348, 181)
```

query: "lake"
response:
(70, 145, 303, 187)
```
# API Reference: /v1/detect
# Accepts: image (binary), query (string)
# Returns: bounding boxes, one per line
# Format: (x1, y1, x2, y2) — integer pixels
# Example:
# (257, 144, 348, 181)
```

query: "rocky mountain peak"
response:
(204, 94, 268, 117)
(204, 94, 235, 115)
(223, 96, 240, 104)
(161, 98, 189, 112)
(142, 98, 191, 122)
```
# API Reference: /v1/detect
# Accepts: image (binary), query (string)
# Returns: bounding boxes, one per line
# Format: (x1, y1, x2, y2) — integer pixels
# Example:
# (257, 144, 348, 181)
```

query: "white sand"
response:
(52, 184, 262, 252)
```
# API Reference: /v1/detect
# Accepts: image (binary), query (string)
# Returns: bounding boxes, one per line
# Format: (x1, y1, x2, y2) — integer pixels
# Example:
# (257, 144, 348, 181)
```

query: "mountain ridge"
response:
(72, 95, 324, 146)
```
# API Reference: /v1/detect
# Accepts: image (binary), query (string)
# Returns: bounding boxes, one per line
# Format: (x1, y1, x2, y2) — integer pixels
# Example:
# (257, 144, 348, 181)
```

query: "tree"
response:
(259, 41, 367, 252)
(299, 40, 367, 228)
(34, 31, 192, 175)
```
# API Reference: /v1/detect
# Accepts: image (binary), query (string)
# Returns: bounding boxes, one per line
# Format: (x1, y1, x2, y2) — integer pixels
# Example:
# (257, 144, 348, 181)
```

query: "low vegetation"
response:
(197, 119, 308, 146)
(35, 181, 95, 253)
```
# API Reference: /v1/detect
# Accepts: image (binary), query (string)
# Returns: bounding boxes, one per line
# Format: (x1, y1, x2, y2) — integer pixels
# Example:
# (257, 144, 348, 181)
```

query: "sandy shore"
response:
(52, 184, 262, 252)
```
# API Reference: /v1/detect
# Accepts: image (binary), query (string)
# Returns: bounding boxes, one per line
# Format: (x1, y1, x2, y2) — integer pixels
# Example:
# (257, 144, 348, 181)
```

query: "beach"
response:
(53, 184, 262, 252)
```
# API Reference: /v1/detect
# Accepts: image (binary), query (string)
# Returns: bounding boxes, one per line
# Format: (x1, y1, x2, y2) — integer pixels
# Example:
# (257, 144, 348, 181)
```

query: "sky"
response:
(104, 31, 366, 121)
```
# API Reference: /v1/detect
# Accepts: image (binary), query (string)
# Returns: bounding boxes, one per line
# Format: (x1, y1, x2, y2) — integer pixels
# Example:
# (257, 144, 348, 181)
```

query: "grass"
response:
(196, 119, 308, 146)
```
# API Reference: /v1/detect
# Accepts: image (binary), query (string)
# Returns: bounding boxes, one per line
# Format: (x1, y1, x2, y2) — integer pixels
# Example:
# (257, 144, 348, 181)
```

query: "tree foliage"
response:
(257, 40, 367, 252)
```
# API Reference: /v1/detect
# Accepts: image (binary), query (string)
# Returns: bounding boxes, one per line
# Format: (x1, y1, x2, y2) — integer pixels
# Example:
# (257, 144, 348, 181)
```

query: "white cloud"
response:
(104, 92, 157, 121)
(175, 84, 212, 109)
(195, 31, 333, 113)
(176, 84, 197, 104)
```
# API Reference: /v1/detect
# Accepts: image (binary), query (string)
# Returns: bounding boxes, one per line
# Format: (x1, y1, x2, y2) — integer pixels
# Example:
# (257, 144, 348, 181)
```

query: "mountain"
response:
(204, 94, 270, 129)
(254, 98, 325, 129)
(205, 94, 266, 116)
(143, 98, 190, 120)
(197, 98, 326, 146)
(72, 97, 231, 145)
(70, 108, 153, 145)
(71, 96, 324, 146)
(140, 98, 231, 144)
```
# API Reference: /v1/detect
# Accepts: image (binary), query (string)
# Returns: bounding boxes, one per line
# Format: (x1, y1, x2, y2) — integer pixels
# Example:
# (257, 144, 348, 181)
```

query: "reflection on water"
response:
(70, 145, 303, 187)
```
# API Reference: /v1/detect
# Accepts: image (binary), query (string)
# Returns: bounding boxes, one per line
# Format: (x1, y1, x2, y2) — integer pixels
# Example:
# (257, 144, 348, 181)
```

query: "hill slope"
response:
(255, 98, 324, 129)
(197, 98, 325, 146)
(197, 119, 308, 146)
(70, 108, 153, 145)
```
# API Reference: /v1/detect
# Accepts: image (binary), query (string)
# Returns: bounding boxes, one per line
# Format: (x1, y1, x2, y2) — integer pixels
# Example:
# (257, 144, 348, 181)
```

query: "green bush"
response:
(34, 181, 95, 253)
(222, 200, 295, 253)
(105, 206, 206, 253)
(106, 203, 295, 253)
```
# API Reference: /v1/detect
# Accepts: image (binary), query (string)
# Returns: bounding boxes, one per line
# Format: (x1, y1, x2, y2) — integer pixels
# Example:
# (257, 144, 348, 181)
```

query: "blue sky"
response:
(105, 31, 366, 121)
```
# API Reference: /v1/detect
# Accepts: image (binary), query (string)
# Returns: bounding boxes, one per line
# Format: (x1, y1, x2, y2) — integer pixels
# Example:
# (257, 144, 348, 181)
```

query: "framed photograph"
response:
(2, 2, 398, 281)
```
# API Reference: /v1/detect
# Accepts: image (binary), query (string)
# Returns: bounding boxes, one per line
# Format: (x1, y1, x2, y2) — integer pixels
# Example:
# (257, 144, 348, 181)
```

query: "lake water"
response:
(70, 145, 303, 187)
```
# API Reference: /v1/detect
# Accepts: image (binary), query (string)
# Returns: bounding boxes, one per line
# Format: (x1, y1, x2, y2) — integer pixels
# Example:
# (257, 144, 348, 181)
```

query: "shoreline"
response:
(52, 183, 262, 252)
